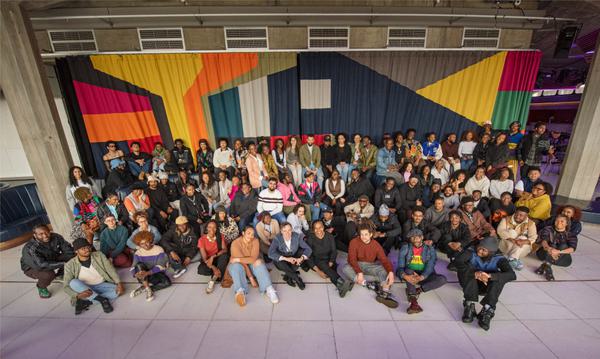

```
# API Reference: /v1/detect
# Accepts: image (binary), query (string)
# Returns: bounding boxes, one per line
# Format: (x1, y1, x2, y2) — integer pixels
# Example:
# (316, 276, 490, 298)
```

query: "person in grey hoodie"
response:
(424, 197, 449, 228)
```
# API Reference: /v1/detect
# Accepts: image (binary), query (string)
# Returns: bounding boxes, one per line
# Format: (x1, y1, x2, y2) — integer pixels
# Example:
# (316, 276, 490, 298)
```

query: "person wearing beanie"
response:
(454, 236, 516, 331)
(63, 237, 124, 315)
(459, 196, 496, 241)
(159, 216, 198, 279)
(397, 228, 447, 314)
(158, 171, 181, 211)
(497, 206, 538, 271)
(370, 204, 403, 254)
(102, 158, 134, 199)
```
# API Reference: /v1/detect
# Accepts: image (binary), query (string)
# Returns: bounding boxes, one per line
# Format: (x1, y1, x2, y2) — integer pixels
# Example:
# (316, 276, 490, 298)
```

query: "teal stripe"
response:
(208, 87, 244, 139)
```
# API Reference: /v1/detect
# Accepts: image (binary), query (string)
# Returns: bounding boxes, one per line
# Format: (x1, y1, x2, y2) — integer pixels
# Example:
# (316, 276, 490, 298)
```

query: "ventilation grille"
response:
(48, 30, 97, 53)
(225, 27, 268, 49)
(462, 28, 500, 48)
(138, 28, 184, 51)
(309, 27, 349, 49)
(387, 27, 426, 48)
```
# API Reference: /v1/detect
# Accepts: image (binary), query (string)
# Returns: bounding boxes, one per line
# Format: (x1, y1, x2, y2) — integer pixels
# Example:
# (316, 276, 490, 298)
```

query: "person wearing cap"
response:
(376, 138, 404, 186)
(535, 214, 578, 281)
(402, 206, 441, 246)
(439, 210, 472, 271)
(345, 168, 374, 204)
(497, 206, 537, 271)
(126, 141, 153, 177)
(197, 220, 229, 294)
(123, 182, 152, 222)
(212, 206, 239, 245)
(103, 158, 135, 199)
(455, 236, 516, 331)
(63, 237, 124, 315)
(374, 177, 402, 217)
(180, 183, 211, 236)
(299, 134, 324, 188)
(477, 121, 494, 141)
(158, 171, 181, 211)
(459, 196, 496, 241)
(230, 182, 258, 231)
(21, 224, 74, 299)
(130, 231, 171, 302)
(319, 134, 336, 180)
(147, 175, 178, 231)
(268, 222, 313, 289)
(160, 216, 198, 278)
(99, 215, 133, 268)
(397, 228, 447, 314)
(370, 204, 402, 254)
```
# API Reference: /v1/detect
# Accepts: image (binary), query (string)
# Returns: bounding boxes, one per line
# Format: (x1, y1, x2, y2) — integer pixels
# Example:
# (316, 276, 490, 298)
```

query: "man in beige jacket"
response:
(497, 206, 537, 271)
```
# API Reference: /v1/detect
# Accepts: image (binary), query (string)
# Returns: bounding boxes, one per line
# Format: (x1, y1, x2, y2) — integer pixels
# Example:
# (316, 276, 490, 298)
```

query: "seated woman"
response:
(66, 166, 99, 210)
(215, 170, 233, 210)
(489, 192, 516, 227)
(245, 142, 268, 190)
(285, 136, 303, 187)
(130, 231, 171, 302)
(229, 226, 279, 306)
(261, 144, 279, 180)
(197, 220, 229, 294)
(212, 206, 240, 245)
(127, 211, 161, 250)
(489, 167, 514, 200)
(449, 170, 467, 197)
(322, 169, 346, 215)
(196, 139, 214, 175)
(334, 133, 353, 182)
(515, 180, 552, 223)
(255, 211, 280, 260)
(277, 173, 302, 216)
(535, 214, 578, 281)
(199, 172, 220, 214)
(99, 215, 132, 268)
(543, 205, 582, 236)
(272, 138, 287, 180)
(287, 204, 309, 237)
(151, 142, 169, 174)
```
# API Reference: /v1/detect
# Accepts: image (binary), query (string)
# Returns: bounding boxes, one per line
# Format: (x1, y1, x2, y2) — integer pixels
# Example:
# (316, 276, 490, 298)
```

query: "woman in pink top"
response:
(277, 173, 301, 215)
(228, 176, 240, 202)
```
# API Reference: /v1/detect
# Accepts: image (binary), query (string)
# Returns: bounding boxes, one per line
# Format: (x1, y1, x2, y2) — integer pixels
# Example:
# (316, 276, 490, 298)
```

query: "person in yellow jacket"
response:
(515, 181, 552, 222)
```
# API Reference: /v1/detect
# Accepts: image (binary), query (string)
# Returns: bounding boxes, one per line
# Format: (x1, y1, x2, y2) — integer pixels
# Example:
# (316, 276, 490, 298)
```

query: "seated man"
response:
(103, 159, 134, 198)
(230, 182, 258, 231)
(472, 190, 491, 219)
(345, 168, 374, 204)
(303, 220, 354, 297)
(397, 229, 447, 314)
(99, 215, 132, 268)
(438, 210, 472, 271)
(402, 206, 441, 245)
(130, 231, 171, 302)
(459, 196, 496, 241)
(371, 204, 403, 254)
(21, 224, 74, 299)
(514, 166, 541, 197)
(343, 194, 375, 241)
(63, 237, 124, 315)
(455, 237, 516, 331)
(515, 180, 552, 223)
(229, 226, 279, 306)
(424, 196, 449, 229)
(497, 206, 537, 271)
(159, 216, 198, 278)
(373, 177, 402, 218)
(268, 222, 312, 290)
(197, 220, 229, 294)
(398, 175, 424, 223)
(126, 141, 152, 177)
(255, 211, 280, 261)
(342, 221, 397, 308)
(321, 208, 349, 252)
(146, 175, 178, 231)
(535, 214, 578, 281)
(256, 177, 286, 224)
(127, 211, 161, 250)
(97, 193, 132, 232)
(158, 172, 181, 211)
(179, 183, 210, 236)
(376, 138, 404, 185)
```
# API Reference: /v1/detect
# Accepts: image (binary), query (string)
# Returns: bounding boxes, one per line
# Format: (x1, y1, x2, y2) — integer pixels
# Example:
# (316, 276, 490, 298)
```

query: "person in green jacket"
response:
(99, 215, 133, 268)
(63, 237, 124, 315)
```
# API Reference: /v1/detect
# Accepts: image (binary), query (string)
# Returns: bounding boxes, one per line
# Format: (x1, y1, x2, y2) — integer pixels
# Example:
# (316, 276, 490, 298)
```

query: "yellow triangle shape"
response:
(416, 52, 507, 125)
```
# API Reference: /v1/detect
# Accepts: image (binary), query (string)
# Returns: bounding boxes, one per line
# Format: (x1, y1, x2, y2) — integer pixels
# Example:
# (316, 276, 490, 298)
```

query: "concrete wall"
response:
(350, 27, 387, 49)
(499, 29, 534, 49)
(184, 27, 226, 50)
(96, 28, 140, 52)
(426, 27, 463, 48)
(268, 27, 308, 49)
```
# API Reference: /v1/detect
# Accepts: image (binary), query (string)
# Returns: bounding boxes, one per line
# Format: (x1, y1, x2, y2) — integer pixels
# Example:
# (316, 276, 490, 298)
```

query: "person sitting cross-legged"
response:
(21, 224, 74, 299)
(534, 214, 578, 281)
(497, 206, 537, 271)
(268, 222, 312, 290)
(159, 216, 198, 279)
(229, 226, 279, 306)
(303, 220, 354, 297)
(438, 210, 472, 271)
(99, 215, 133, 268)
(63, 237, 124, 315)
(342, 221, 398, 309)
(130, 231, 172, 302)
(197, 220, 229, 294)
(371, 204, 403, 254)
(397, 228, 447, 314)
(455, 237, 516, 331)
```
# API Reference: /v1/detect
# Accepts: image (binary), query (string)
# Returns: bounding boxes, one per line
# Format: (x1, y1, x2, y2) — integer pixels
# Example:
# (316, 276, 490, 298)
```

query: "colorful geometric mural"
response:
(56, 50, 541, 177)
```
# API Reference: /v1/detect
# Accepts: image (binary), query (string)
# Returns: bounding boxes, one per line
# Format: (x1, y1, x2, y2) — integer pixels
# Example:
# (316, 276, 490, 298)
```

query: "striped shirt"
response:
(132, 245, 168, 275)
(257, 188, 283, 216)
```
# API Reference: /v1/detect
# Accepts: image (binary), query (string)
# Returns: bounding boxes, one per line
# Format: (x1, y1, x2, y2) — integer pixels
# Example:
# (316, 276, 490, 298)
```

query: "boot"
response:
(375, 290, 399, 309)
(406, 296, 423, 314)
(535, 263, 548, 275)
(295, 276, 306, 290)
(336, 278, 354, 298)
(95, 295, 113, 313)
(544, 265, 555, 281)
(462, 301, 476, 323)
(283, 275, 296, 287)
(366, 281, 381, 292)
(75, 299, 92, 315)
(477, 306, 495, 331)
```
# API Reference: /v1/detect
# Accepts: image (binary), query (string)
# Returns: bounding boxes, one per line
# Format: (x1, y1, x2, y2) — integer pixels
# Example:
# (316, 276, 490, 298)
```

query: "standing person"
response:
(130, 231, 171, 302)
(515, 181, 552, 223)
(21, 225, 74, 299)
(171, 139, 194, 172)
(376, 138, 404, 185)
(196, 139, 214, 175)
(230, 182, 258, 231)
(179, 183, 210, 236)
(255, 211, 281, 259)
(199, 172, 220, 214)
(322, 169, 346, 215)
(261, 144, 279, 180)
(197, 220, 229, 294)
(397, 229, 447, 314)
(489, 167, 514, 200)
(360, 135, 378, 180)
(518, 121, 553, 180)
(342, 222, 398, 308)
(304, 220, 354, 297)
(126, 142, 152, 177)
(66, 166, 99, 210)
(455, 237, 516, 331)
(256, 177, 286, 223)
(506, 121, 524, 180)
(497, 207, 537, 271)
(486, 133, 509, 176)
(103, 159, 135, 198)
(299, 134, 324, 188)
(99, 215, 133, 268)
(272, 138, 287, 180)
(297, 171, 324, 221)
(473, 133, 491, 169)
(535, 214, 578, 281)
(213, 138, 236, 179)
(229, 226, 279, 306)
(441, 133, 460, 172)
(245, 142, 268, 190)
(102, 140, 125, 174)
(285, 136, 303, 187)
(63, 238, 124, 315)
(268, 222, 312, 289)
(349, 133, 363, 181)
(151, 142, 169, 174)
(160, 216, 198, 278)
(458, 130, 478, 173)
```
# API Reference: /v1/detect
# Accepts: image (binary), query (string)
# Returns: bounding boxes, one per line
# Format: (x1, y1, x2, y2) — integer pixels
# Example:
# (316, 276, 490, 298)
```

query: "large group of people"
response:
(21, 120, 582, 331)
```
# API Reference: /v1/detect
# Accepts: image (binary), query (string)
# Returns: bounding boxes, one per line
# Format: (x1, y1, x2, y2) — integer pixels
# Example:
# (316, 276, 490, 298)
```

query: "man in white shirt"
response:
(212, 138, 235, 179)
(255, 177, 286, 224)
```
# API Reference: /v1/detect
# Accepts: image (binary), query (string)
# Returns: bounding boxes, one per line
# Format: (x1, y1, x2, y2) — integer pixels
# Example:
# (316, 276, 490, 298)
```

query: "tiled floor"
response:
(1, 224, 599, 359)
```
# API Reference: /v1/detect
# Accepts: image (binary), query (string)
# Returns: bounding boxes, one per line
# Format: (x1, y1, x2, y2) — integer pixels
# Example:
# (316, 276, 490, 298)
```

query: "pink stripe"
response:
(73, 81, 153, 115)
(497, 51, 542, 92)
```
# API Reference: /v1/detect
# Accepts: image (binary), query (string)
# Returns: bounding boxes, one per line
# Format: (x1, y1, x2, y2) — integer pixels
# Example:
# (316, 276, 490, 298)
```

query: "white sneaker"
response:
(173, 267, 187, 279)
(266, 286, 279, 304)
(145, 288, 154, 302)
(206, 280, 215, 294)
(130, 286, 145, 298)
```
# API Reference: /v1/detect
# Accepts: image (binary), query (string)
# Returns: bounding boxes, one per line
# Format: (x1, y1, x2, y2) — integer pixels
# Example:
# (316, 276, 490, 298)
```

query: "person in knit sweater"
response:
(342, 221, 398, 308)
(130, 231, 171, 302)
(256, 177, 286, 223)
(497, 207, 538, 271)
(99, 215, 132, 268)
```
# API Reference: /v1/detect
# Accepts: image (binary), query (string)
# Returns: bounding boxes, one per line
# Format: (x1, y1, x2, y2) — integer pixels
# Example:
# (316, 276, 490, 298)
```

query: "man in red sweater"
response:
(342, 221, 397, 308)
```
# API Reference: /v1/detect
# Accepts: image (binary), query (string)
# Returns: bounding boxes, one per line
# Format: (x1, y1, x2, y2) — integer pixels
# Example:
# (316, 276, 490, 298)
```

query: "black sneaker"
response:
(477, 307, 495, 331)
(295, 276, 306, 290)
(535, 263, 548, 275)
(336, 278, 354, 298)
(544, 265, 555, 281)
(462, 301, 476, 323)
(375, 290, 399, 309)
(283, 275, 296, 287)
(95, 295, 114, 314)
(366, 281, 381, 292)
(75, 299, 92, 315)
(447, 261, 457, 272)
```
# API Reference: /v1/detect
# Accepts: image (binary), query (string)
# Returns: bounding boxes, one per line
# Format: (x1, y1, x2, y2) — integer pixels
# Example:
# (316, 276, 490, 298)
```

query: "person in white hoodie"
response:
(464, 166, 490, 198)
(212, 138, 235, 179)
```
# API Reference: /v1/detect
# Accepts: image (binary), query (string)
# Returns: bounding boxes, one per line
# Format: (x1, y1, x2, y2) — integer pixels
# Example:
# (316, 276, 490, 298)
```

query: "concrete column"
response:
(555, 40, 600, 207)
(1, 1, 74, 236)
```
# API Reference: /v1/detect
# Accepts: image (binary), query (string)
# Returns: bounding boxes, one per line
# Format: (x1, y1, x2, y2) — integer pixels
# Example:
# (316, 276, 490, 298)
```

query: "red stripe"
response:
(73, 80, 153, 115)
(126, 135, 163, 154)
(497, 51, 542, 92)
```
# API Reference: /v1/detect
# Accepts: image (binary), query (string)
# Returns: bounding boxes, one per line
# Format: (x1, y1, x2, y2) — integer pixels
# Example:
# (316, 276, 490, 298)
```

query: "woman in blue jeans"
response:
(334, 133, 354, 182)
(228, 226, 279, 307)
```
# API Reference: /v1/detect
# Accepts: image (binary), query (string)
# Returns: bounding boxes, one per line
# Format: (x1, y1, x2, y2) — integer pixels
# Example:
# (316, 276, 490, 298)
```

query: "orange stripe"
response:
(83, 111, 160, 143)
